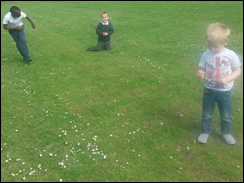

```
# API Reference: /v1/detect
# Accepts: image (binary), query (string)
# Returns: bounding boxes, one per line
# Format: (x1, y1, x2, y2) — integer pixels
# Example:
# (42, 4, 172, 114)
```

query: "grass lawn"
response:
(1, 1, 243, 182)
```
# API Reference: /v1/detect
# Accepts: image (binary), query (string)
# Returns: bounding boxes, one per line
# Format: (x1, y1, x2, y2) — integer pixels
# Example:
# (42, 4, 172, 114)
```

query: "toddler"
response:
(87, 11, 114, 51)
(197, 22, 241, 144)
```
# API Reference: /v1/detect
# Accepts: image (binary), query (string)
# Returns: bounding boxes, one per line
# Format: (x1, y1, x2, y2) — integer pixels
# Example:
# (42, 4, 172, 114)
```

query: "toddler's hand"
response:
(216, 77, 228, 86)
(102, 32, 108, 36)
(197, 70, 205, 80)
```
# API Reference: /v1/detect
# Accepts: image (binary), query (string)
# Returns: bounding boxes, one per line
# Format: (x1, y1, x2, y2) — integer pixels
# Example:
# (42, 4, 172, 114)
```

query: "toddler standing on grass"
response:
(87, 11, 114, 52)
(196, 22, 241, 144)
(3, 6, 35, 63)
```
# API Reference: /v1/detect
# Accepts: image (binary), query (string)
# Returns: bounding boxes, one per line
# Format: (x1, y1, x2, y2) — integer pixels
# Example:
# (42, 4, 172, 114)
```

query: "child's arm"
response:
(197, 67, 206, 80)
(3, 24, 23, 30)
(217, 67, 241, 85)
(107, 24, 114, 36)
(96, 23, 103, 36)
(26, 16, 35, 29)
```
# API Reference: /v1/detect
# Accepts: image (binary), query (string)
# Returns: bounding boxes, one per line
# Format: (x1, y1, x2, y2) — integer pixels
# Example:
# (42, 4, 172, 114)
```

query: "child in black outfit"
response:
(87, 11, 114, 51)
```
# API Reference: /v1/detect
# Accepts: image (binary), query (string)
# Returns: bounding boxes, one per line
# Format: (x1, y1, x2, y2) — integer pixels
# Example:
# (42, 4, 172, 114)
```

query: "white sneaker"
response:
(197, 133, 209, 143)
(222, 134, 236, 144)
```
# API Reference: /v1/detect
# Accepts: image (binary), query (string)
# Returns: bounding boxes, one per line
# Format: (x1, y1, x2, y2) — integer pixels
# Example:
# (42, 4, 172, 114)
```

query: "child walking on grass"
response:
(3, 6, 35, 63)
(87, 11, 114, 52)
(196, 22, 241, 144)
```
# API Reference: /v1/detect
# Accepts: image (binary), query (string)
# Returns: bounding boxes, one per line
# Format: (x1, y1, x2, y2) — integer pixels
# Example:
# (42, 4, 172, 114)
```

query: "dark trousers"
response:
(88, 41, 112, 51)
(9, 25, 31, 61)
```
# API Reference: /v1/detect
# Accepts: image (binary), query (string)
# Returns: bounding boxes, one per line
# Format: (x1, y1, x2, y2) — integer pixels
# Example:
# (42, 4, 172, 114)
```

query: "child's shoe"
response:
(197, 133, 209, 143)
(23, 57, 32, 62)
(24, 59, 32, 63)
(222, 134, 236, 144)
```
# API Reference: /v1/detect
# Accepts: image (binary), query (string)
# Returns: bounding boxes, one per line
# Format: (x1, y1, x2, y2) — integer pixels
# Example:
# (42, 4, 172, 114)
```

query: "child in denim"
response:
(196, 22, 241, 144)
(3, 6, 35, 62)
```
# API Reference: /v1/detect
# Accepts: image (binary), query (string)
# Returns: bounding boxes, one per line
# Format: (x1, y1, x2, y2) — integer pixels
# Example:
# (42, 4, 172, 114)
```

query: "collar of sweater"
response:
(101, 21, 109, 25)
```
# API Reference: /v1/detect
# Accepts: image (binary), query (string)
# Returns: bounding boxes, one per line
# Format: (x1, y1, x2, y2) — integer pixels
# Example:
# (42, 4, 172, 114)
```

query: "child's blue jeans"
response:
(8, 25, 31, 61)
(201, 88, 232, 135)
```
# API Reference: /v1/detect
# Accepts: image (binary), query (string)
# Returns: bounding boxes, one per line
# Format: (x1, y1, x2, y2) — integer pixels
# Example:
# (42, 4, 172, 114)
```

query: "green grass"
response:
(1, 1, 243, 182)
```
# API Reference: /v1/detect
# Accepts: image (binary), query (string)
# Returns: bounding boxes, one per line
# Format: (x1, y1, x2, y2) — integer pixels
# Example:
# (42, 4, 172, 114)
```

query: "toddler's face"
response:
(207, 42, 227, 53)
(11, 10, 21, 18)
(101, 14, 109, 23)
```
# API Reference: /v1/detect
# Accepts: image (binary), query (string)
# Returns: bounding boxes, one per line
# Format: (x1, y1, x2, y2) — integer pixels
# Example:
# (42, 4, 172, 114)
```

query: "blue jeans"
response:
(201, 88, 232, 134)
(9, 25, 31, 61)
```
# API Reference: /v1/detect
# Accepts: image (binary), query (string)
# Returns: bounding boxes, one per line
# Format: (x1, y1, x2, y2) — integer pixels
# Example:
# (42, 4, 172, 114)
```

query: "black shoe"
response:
(23, 57, 32, 62)
(24, 59, 32, 63)
(87, 47, 93, 51)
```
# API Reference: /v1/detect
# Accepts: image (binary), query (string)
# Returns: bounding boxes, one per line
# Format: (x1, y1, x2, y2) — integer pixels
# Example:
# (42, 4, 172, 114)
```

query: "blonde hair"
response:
(101, 11, 109, 17)
(206, 22, 230, 45)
